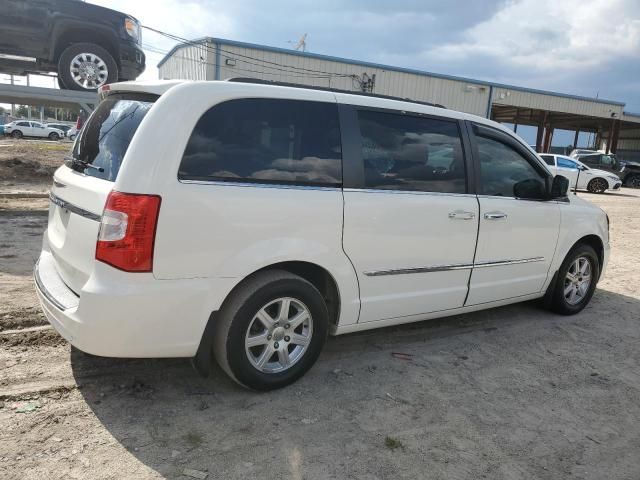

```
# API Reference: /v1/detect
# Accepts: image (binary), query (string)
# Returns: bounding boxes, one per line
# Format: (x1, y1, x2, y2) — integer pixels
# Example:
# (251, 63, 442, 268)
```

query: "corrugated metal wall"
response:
(214, 42, 491, 116)
(492, 87, 624, 120)
(158, 43, 212, 81)
(158, 39, 634, 125)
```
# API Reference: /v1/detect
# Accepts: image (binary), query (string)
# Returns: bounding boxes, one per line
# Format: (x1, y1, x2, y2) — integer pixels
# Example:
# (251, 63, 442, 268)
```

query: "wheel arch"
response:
(574, 234, 604, 270)
(51, 24, 120, 66)
(192, 260, 343, 377)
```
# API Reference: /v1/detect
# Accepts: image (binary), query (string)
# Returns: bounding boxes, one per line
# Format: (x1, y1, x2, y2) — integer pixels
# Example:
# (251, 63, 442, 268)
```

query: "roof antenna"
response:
(287, 33, 307, 52)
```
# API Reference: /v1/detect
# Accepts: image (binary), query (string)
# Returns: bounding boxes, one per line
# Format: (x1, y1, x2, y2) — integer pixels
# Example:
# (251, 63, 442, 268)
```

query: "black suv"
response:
(577, 153, 640, 188)
(0, 0, 145, 91)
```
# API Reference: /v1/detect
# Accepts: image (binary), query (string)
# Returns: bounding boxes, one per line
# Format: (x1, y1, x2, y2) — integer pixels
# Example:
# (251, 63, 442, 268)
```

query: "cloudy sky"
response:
(84, 0, 640, 113)
(2, 0, 639, 142)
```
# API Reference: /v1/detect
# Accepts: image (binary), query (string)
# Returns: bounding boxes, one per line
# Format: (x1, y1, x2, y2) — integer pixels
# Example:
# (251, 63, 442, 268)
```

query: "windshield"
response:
(70, 93, 157, 181)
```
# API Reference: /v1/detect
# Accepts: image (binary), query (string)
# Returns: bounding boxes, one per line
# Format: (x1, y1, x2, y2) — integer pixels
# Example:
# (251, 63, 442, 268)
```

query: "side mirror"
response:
(513, 178, 546, 200)
(550, 175, 570, 198)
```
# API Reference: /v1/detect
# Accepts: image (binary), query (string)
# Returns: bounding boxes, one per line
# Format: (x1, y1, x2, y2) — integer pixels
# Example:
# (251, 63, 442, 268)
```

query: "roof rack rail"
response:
(225, 77, 446, 109)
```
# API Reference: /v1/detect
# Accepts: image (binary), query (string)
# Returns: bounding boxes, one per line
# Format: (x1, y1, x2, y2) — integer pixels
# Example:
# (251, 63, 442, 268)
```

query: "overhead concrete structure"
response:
(158, 37, 640, 159)
(0, 83, 97, 115)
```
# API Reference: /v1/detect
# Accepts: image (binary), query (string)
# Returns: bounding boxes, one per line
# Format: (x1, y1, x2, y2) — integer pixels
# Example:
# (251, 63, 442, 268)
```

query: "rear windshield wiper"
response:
(65, 156, 104, 173)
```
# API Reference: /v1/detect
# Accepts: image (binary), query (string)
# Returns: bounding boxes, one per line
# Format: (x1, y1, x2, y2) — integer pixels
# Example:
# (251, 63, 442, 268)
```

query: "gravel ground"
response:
(0, 140, 639, 479)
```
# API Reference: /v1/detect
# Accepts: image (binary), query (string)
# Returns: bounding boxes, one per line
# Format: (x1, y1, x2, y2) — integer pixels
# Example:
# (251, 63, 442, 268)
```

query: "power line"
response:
(142, 43, 338, 81)
(141, 25, 356, 80)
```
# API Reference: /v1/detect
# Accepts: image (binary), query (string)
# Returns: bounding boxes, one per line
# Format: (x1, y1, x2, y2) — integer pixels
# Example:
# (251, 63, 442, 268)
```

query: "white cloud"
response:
(428, 0, 640, 71)
(88, 0, 236, 80)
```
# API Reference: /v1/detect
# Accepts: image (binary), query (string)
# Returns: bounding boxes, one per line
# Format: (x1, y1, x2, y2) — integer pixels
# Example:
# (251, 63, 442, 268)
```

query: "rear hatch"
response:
(47, 92, 157, 293)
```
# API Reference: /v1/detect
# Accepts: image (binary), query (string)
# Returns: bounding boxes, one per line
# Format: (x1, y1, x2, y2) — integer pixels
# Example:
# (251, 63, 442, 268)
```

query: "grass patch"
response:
(35, 143, 70, 152)
(384, 436, 403, 450)
(184, 431, 204, 448)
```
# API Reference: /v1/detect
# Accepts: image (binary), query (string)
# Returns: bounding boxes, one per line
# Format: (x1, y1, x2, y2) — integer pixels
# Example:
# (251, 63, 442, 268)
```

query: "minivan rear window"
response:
(179, 98, 342, 187)
(69, 93, 157, 182)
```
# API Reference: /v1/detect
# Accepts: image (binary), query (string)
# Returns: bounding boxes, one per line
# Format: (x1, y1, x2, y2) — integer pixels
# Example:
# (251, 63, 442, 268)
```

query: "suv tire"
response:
(11, 130, 23, 139)
(626, 174, 640, 188)
(213, 270, 329, 391)
(58, 43, 118, 91)
(547, 244, 600, 315)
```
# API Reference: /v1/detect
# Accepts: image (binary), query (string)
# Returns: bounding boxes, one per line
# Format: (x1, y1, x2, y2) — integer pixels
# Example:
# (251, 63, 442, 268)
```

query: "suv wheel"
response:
(626, 174, 640, 188)
(587, 178, 607, 193)
(11, 130, 23, 139)
(58, 43, 118, 91)
(547, 244, 600, 315)
(213, 270, 329, 390)
(48, 132, 60, 141)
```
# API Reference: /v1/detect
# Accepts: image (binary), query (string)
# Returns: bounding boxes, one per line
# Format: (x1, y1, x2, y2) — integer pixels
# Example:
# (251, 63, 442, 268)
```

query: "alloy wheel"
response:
(564, 256, 592, 306)
(69, 53, 109, 89)
(589, 178, 607, 193)
(244, 297, 313, 373)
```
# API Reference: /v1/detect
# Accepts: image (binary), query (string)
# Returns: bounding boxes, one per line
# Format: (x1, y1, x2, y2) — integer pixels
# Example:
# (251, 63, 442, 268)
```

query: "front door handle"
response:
(484, 211, 508, 220)
(448, 210, 476, 220)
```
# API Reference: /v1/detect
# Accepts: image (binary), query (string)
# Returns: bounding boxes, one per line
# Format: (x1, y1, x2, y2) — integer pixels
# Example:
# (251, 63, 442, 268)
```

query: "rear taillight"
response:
(96, 191, 161, 272)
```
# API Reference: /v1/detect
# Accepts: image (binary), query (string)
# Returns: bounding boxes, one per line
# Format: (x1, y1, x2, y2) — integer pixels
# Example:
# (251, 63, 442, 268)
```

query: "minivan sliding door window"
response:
(356, 110, 467, 194)
(179, 99, 342, 187)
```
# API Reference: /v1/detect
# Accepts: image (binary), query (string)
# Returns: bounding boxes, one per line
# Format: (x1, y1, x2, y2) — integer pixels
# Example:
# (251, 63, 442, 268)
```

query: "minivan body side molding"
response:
(363, 256, 544, 277)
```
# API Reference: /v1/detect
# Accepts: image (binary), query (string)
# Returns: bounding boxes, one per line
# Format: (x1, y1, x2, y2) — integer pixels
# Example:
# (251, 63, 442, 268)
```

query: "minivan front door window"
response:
(476, 136, 546, 199)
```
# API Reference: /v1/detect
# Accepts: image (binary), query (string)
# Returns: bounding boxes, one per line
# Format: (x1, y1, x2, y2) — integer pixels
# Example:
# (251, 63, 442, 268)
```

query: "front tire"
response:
(213, 270, 329, 391)
(587, 178, 608, 193)
(547, 244, 600, 315)
(48, 132, 60, 141)
(58, 43, 118, 91)
(11, 130, 23, 139)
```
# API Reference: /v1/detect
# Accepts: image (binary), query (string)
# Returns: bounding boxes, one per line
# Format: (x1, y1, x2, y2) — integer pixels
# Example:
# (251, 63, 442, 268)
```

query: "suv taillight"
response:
(96, 191, 161, 272)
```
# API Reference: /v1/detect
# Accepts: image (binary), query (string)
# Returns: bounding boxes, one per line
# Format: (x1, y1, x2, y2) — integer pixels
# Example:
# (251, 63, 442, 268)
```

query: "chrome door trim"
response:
(179, 179, 341, 192)
(343, 188, 477, 198)
(363, 256, 545, 277)
(472, 256, 545, 268)
(49, 192, 101, 222)
(364, 263, 473, 277)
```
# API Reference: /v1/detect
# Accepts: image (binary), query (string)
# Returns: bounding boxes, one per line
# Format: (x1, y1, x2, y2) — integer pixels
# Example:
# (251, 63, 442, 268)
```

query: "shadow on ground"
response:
(71, 288, 640, 479)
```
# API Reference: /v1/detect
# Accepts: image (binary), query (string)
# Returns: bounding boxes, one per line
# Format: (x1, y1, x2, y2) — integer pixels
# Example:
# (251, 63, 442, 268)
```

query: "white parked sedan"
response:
(4, 121, 65, 140)
(540, 154, 622, 193)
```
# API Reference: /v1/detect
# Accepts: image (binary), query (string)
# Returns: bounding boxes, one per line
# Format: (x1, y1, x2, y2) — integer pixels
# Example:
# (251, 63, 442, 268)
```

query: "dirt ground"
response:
(1, 139, 639, 480)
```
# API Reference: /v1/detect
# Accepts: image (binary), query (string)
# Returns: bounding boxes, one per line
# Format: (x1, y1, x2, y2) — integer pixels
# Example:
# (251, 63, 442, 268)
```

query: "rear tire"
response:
(58, 43, 118, 91)
(547, 244, 600, 315)
(213, 270, 329, 391)
(11, 130, 23, 139)
(626, 174, 640, 188)
(587, 178, 607, 193)
(48, 132, 60, 141)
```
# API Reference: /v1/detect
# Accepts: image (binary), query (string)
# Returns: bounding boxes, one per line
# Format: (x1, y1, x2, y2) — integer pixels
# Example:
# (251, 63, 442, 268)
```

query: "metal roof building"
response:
(158, 37, 640, 159)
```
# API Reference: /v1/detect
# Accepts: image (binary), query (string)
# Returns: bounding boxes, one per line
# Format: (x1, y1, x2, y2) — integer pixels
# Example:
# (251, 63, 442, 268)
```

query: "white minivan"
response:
(35, 80, 610, 390)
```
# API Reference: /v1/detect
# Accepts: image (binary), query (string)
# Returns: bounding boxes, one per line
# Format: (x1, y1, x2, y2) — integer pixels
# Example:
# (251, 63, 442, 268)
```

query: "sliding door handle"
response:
(448, 210, 476, 220)
(484, 211, 508, 220)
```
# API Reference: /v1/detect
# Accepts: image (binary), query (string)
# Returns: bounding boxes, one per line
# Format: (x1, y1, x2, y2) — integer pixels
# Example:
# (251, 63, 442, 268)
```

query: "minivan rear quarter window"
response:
(70, 93, 157, 182)
(179, 98, 342, 186)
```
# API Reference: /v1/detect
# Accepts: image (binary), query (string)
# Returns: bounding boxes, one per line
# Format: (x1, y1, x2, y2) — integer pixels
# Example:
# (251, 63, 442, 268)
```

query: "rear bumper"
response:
(35, 249, 236, 358)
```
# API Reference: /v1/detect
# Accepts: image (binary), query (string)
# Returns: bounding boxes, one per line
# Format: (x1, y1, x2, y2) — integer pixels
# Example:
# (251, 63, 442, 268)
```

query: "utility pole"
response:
(10, 75, 15, 117)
